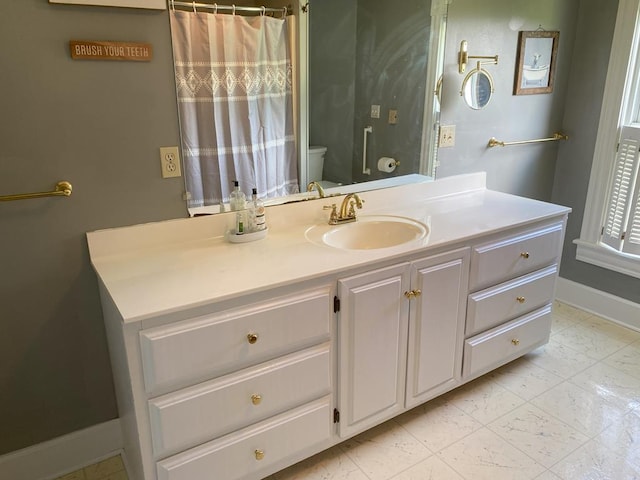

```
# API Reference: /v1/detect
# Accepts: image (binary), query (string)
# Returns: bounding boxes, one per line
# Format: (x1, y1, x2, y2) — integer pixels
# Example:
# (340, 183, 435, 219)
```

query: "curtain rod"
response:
(170, 1, 291, 16)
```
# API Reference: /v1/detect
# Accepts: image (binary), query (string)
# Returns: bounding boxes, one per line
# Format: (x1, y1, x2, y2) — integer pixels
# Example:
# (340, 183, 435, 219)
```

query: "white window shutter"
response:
(602, 126, 640, 251)
(623, 174, 640, 254)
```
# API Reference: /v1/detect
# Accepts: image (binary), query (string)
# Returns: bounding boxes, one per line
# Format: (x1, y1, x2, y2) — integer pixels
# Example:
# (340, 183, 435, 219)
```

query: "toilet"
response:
(308, 146, 327, 183)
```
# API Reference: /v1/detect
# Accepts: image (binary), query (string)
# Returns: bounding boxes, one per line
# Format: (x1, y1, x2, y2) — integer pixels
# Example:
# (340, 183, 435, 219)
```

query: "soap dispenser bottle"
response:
(251, 188, 266, 231)
(229, 180, 247, 211)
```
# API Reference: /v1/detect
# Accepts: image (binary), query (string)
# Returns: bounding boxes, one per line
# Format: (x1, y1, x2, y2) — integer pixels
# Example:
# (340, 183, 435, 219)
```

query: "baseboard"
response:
(556, 277, 640, 332)
(0, 419, 123, 480)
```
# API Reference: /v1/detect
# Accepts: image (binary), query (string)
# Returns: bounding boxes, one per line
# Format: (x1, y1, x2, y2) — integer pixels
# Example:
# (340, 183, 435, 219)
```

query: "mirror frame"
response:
(460, 66, 495, 110)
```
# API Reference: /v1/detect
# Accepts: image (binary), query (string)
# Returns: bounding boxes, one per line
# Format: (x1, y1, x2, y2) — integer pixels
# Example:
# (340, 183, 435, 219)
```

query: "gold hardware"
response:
(0, 181, 73, 202)
(338, 193, 364, 223)
(520, 252, 530, 259)
(325, 193, 365, 225)
(247, 333, 259, 344)
(488, 132, 569, 148)
(254, 449, 265, 460)
(307, 181, 326, 198)
(511, 338, 520, 346)
(323, 204, 338, 224)
(458, 40, 498, 74)
(516, 296, 526, 304)
(251, 394, 262, 405)
(404, 289, 422, 299)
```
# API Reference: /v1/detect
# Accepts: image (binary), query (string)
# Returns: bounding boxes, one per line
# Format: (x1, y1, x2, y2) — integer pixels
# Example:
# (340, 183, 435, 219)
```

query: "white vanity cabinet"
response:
(88, 176, 571, 480)
(336, 248, 470, 438)
(103, 284, 335, 480)
(462, 220, 565, 379)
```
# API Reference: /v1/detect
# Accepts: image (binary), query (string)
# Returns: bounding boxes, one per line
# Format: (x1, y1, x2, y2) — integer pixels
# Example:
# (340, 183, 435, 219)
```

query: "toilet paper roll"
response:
(378, 157, 397, 173)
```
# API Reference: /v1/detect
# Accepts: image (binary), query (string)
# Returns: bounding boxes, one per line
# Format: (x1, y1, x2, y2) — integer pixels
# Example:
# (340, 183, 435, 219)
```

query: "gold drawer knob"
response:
(247, 333, 259, 344)
(520, 252, 530, 259)
(516, 296, 526, 304)
(254, 449, 265, 461)
(404, 289, 422, 299)
(251, 394, 262, 405)
(511, 338, 520, 346)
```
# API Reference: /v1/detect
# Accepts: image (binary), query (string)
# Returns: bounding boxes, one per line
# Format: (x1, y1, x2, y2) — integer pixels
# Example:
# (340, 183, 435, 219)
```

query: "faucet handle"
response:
(347, 195, 365, 217)
(323, 204, 338, 224)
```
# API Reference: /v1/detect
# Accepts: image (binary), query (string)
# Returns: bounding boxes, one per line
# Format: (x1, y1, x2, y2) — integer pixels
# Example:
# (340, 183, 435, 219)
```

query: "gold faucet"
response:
(307, 181, 326, 198)
(324, 193, 365, 225)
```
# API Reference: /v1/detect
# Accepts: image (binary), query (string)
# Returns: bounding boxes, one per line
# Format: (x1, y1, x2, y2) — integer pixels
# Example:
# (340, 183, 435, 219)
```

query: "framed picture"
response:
(514, 30, 559, 95)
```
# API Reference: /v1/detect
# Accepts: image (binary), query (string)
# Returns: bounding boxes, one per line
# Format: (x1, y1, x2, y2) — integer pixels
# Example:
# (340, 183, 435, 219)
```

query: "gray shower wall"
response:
(308, 0, 358, 184)
(308, 0, 431, 185)
(352, 0, 431, 182)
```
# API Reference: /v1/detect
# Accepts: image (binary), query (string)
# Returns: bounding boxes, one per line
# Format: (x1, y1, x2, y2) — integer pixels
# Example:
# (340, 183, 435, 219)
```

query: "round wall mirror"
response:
(461, 69, 494, 110)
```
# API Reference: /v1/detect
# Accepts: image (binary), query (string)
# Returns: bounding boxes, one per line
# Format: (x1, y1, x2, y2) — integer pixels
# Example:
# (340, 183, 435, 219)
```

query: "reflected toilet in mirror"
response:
(308, 146, 327, 184)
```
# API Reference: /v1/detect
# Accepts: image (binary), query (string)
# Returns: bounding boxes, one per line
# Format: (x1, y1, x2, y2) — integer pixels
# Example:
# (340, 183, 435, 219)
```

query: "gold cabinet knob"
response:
(511, 338, 520, 346)
(254, 449, 265, 461)
(520, 252, 530, 259)
(516, 296, 526, 304)
(251, 394, 262, 405)
(247, 333, 259, 344)
(404, 289, 422, 299)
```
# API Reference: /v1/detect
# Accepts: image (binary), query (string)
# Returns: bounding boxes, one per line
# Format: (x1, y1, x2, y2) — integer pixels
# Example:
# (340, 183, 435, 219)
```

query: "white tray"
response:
(226, 228, 268, 243)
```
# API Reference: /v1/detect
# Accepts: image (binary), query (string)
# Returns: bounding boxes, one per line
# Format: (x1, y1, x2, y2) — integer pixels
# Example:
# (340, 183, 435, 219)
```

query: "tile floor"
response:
(268, 302, 640, 480)
(56, 454, 127, 480)
(60, 302, 640, 480)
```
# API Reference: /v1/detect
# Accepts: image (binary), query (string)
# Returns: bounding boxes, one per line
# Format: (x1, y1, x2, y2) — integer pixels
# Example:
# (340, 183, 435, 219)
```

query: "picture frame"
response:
(513, 30, 559, 95)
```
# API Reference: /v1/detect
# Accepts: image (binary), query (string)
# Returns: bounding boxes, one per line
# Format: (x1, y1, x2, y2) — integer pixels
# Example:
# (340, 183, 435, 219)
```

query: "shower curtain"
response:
(170, 9, 299, 207)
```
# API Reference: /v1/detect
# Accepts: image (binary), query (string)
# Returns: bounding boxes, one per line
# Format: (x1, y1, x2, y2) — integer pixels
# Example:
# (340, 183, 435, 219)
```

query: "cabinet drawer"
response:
(156, 396, 332, 480)
(462, 305, 552, 379)
(149, 343, 331, 458)
(140, 286, 332, 394)
(466, 265, 557, 336)
(469, 222, 564, 290)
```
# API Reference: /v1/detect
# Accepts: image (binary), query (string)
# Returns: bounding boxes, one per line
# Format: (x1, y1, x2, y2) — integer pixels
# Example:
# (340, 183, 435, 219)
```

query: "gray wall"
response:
(308, 0, 431, 185)
(551, 0, 640, 304)
(308, 0, 357, 185)
(352, 0, 431, 182)
(0, 1, 185, 454)
(438, 0, 579, 201)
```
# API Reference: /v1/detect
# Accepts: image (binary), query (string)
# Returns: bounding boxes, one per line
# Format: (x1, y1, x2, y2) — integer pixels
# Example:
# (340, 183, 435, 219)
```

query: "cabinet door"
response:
(405, 248, 469, 408)
(337, 263, 410, 438)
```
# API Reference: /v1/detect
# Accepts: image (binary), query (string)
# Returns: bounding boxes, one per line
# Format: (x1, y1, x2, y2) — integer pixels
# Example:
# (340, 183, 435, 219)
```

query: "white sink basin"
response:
(305, 215, 429, 250)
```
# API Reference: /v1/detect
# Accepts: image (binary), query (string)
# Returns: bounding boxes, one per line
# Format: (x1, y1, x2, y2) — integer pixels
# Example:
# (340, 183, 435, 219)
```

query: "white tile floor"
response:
(267, 302, 640, 480)
(64, 302, 640, 480)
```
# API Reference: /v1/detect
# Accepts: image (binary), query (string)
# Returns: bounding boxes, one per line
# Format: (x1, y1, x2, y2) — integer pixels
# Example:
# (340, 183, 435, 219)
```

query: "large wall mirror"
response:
(172, 0, 450, 215)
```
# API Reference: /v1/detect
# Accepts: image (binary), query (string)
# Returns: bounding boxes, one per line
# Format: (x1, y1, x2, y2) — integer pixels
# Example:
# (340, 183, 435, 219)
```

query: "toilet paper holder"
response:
(377, 157, 400, 173)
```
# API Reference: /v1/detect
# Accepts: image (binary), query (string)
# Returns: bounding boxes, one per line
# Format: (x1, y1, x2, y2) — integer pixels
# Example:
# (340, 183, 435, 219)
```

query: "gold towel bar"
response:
(488, 132, 569, 148)
(0, 181, 73, 202)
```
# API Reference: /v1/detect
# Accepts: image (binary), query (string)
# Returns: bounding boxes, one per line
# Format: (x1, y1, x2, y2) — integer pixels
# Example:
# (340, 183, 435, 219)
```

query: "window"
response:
(575, 0, 640, 278)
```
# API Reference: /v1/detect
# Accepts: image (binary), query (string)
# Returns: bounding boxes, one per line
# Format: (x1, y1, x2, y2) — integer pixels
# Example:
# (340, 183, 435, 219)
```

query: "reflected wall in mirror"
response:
(308, 0, 439, 187)
(171, 0, 450, 214)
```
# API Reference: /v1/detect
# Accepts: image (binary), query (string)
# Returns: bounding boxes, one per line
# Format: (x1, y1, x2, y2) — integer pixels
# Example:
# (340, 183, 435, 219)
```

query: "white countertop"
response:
(87, 173, 570, 323)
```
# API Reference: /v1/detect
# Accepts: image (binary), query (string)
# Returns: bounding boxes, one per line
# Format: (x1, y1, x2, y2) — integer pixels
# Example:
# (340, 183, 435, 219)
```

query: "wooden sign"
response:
(69, 40, 153, 62)
(51, 0, 165, 9)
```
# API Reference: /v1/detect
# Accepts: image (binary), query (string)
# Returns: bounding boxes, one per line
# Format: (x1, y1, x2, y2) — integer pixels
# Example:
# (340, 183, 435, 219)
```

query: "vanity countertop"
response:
(87, 173, 570, 323)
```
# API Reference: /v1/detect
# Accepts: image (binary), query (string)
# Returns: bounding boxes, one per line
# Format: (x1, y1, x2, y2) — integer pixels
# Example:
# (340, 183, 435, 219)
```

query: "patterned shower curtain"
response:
(169, 9, 299, 207)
